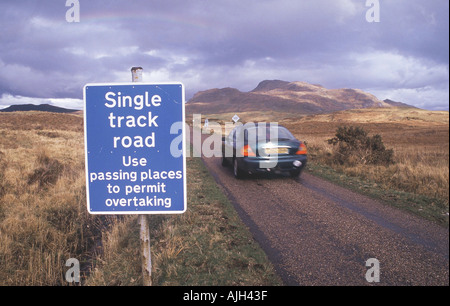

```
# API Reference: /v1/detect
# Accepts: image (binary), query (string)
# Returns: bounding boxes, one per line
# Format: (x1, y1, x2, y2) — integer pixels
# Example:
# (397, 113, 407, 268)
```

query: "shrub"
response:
(328, 126, 394, 166)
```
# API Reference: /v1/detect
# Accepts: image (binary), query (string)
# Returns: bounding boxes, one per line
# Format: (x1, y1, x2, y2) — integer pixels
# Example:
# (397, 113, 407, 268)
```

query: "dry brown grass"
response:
(0, 112, 100, 285)
(281, 108, 449, 204)
(1, 111, 281, 286)
(84, 215, 142, 286)
(148, 155, 281, 286)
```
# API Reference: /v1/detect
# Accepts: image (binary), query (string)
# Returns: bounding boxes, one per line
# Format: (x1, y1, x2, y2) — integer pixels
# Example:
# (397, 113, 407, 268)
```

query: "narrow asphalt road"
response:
(198, 146, 449, 286)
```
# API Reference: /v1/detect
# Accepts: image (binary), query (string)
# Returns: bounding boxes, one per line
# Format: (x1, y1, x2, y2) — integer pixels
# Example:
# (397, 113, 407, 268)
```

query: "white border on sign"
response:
(83, 82, 187, 215)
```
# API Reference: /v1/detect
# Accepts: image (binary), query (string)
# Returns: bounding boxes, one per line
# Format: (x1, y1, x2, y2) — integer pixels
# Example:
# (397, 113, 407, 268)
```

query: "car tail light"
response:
(295, 143, 307, 155)
(241, 144, 256, 157)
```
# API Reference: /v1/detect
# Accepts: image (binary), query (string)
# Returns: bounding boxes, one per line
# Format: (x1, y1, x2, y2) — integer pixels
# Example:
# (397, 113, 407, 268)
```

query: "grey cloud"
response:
(0, 0, 448, 110)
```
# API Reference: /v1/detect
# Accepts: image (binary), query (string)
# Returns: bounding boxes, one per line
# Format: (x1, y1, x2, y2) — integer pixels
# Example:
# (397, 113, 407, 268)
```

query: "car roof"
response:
(232, 122, 288, 132)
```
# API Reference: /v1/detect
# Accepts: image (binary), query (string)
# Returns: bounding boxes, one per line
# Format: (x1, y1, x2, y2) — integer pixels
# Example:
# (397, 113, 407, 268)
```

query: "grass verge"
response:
(306, 162, 449, 228)
(86, 154, 282, 286)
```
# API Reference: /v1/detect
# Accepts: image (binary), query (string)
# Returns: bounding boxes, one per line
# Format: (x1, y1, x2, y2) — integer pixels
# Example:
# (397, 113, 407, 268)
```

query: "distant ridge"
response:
(383, 99, 419, 109)
(0, 104, 78, 113)
(186, 80, 418, 115)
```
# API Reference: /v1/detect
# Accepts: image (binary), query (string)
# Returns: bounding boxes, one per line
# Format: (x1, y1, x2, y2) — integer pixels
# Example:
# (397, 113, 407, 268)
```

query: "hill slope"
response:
(186, 80, 406, 115)
(0, 103, 78, 113)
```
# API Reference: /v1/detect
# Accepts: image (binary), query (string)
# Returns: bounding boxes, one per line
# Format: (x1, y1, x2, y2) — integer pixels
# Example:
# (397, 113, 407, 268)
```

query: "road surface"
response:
(198, 145, 449, 286)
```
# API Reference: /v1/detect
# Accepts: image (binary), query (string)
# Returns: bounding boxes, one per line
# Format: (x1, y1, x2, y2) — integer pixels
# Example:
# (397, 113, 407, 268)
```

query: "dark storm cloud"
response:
(0, 0, 448, 109)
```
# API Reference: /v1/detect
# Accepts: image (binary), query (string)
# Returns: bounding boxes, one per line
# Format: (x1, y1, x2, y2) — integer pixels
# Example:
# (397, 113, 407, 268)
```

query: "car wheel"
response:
(233, 158, 244, 179)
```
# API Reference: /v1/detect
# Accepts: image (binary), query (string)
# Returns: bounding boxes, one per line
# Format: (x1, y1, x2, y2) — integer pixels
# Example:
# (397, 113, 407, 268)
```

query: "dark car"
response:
(221, 123, 307, 178)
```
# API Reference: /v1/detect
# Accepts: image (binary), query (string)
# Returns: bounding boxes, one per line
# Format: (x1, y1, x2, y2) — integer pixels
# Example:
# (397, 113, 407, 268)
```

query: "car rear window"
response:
(240, 125, 295, 142)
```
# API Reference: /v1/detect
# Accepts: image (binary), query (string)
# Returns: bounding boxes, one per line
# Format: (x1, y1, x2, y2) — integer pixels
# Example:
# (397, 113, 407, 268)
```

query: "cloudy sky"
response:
(0, 0, 448, 110)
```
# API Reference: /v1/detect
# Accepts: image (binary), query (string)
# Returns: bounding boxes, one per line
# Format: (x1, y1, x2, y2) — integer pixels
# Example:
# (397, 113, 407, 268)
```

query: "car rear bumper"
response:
(238, 155, 307, 174)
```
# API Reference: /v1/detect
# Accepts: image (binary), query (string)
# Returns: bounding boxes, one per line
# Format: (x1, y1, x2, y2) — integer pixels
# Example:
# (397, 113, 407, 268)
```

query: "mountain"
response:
(0, 104, 78, 113)
(186, 80, 415, 115)
(383, 99, 418, 108)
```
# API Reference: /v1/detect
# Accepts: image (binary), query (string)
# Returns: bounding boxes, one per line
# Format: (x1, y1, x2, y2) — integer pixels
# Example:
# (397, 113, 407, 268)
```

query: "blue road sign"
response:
(84, 83, 186, 214)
